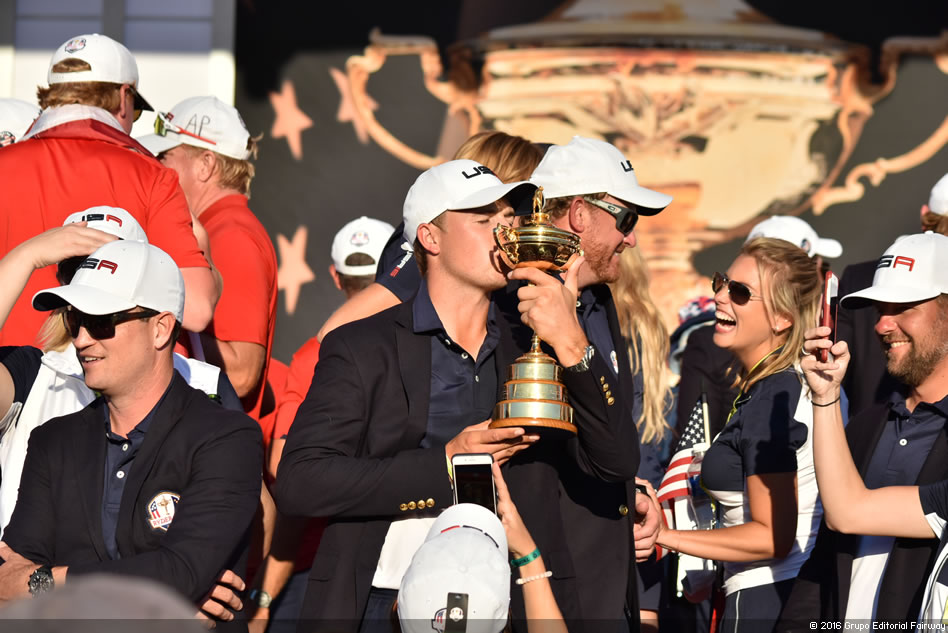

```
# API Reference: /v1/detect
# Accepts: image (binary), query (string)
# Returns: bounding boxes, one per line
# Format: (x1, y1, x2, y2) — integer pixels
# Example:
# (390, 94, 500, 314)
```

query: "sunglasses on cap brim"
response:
(711, 272, 763, 306)
(63, 307, 159, 340)
(153, 111, 217, 146)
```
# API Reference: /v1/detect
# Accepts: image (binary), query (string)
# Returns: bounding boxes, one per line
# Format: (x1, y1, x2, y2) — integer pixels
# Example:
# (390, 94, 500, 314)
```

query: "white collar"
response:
(24, 104, 127, 139)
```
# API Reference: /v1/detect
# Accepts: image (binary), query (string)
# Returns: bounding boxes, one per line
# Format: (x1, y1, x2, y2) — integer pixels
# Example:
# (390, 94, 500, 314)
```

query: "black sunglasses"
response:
(712, 272, 763, 306)
(582, 196, 639, 235)
(63, 308, 159, 340)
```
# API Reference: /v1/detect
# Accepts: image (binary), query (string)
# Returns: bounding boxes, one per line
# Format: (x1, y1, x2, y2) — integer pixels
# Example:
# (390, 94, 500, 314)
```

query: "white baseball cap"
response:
(530, 136, 672, 213)
(63, 206, 149, 243)
(33, 241, 185, 322)
(331, 216, 395, 276)
(745, 215, 842, 258)
(928, 174, 948, 216)
(47, 34, 152, 111)
(841, 232, 948, 309)
(402, 160, 536, 244)
(0, 98, 40, 146)
(398, 504, 510, 633)
(138, 96, 252, 160)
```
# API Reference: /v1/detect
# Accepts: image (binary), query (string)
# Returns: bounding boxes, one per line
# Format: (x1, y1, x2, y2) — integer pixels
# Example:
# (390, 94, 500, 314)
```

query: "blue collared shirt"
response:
(412, 280, 500, 448)
(863, 390, 948, 489)
(101, 380, 172, 559)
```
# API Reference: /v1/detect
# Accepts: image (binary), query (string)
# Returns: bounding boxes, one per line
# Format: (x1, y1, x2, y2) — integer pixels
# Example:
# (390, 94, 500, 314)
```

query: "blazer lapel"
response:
(115, 374, 188, 552)
(394, 300, 431, 436)
(71, 399, 109, 560)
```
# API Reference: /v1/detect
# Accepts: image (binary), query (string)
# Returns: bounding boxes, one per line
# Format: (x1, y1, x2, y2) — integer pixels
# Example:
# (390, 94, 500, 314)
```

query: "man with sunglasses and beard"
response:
(0, 33, 219, 349)
(492, 136, 671, 630)
(0, 240, 261, 631)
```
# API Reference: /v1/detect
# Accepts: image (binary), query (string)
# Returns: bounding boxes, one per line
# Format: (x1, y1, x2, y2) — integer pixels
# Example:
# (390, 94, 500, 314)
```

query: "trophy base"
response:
(489, 417, 578, 440)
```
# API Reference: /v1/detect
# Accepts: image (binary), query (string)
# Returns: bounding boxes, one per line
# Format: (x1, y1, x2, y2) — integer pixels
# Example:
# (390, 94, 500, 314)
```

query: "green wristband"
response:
(511, 548, 540, 568)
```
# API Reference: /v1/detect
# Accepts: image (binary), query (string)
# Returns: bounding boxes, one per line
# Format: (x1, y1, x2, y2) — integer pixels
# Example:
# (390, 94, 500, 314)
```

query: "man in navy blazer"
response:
(0, 240, 261, 627)
(277, 159, 651, 632)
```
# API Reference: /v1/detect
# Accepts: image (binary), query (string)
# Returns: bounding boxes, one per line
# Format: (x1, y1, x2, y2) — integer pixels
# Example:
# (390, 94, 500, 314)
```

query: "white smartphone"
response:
(451, 453, 497, 513)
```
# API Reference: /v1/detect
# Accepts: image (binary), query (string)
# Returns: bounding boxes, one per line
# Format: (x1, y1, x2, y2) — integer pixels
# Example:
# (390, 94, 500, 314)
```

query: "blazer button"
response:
(607, 397, 615, 406)
(600, 376, 606, 384)
(426, 498, 435, 508)
(618, 504, 629, 516)
(408, 501, 417, 510)
(602, 383, 609, 391)
(418, 499, 426, 509)
(400, 503, 408, 512)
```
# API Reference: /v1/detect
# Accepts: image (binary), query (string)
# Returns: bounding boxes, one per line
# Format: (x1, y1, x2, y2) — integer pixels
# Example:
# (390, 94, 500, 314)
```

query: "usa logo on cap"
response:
(64, 38, 87, 53)
(0, 131, 14, 147)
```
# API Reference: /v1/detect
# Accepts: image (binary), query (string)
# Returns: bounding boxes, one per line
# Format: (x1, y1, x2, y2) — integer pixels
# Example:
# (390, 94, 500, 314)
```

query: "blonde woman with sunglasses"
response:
(642, 238, 824, 632)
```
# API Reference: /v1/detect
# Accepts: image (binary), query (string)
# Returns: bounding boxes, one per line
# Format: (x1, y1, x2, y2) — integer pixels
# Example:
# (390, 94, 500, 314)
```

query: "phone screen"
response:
(453, 463, 496, 512)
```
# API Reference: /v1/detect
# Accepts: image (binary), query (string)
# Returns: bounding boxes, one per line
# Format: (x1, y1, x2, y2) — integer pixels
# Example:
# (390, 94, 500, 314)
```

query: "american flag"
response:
(654, 396, 709, 559)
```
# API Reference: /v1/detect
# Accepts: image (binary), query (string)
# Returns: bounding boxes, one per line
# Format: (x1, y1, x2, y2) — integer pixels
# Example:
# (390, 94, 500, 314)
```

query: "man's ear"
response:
(196, 150, 217, 183)
(329, 264, 342, 291)
(566, 196, 589, 234)
(153, 312, 178, 350)
(417, 222, 442, 256)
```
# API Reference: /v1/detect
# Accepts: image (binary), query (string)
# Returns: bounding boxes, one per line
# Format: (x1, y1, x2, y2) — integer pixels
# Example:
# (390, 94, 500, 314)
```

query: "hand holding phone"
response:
(451, 453, 497, 513)
(819, 271, 838, 363)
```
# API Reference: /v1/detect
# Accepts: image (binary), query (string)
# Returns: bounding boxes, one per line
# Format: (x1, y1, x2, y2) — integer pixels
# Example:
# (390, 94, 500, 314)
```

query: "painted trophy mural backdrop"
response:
(235, 0, 948, 362)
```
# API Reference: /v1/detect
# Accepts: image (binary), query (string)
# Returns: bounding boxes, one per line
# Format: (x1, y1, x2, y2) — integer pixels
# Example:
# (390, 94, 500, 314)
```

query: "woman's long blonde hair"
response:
(610, 248, 672, 444)
(738, 237, 823, 392)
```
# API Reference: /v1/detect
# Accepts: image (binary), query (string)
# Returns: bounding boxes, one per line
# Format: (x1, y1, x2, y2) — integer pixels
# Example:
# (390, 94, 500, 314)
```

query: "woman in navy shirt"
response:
(647, 238, 824, 632)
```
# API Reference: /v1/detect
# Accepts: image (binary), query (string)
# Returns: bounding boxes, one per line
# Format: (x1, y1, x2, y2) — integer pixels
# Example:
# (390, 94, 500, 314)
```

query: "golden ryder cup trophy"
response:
(491, 187, 583, 439)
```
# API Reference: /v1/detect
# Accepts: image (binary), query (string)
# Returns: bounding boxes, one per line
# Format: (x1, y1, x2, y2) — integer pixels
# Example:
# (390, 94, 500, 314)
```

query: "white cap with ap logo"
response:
(402, 160, 536, 244)
(33, 241, 184, 322)
(138, 96, 252, 160)
(841, 232, 948, 309)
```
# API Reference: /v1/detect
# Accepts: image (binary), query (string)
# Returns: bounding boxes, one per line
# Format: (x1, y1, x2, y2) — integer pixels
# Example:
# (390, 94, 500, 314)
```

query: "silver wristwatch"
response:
(564, 345, 595, 372)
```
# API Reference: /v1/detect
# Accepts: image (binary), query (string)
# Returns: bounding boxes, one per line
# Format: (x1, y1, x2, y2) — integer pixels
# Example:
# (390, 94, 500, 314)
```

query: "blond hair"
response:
(738, 238, 822, 392)
(36, 59, 123, 112)
(610, 248, 673, 444)
(453, 131, 542, 182)
(37, 310, 71, 353)
(181, 133, 261, 197)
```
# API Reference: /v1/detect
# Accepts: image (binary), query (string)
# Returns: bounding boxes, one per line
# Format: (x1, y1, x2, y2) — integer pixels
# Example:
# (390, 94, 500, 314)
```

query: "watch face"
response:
(28, 567, 54, 596)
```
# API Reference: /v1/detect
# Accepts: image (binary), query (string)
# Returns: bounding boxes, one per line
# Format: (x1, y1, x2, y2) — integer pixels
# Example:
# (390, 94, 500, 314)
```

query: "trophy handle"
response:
(493, 224, 518, 269)
(345, 29, 483, 170)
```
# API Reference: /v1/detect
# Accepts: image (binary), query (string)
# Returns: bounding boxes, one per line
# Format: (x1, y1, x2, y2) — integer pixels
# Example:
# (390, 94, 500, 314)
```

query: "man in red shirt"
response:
(0, 33, 219, 347)
(139, 96, 277, 421)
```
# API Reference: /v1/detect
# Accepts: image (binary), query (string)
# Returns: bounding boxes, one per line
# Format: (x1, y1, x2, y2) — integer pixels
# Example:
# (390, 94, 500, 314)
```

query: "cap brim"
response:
(611, 185, 673, 215)
(137, 134, 181, 158)
(133, 91, 154, 112)
(451, 181, 536, 214)
(840, 285, 940, 309)
(428, 503, 506, 552)
(814, 238, 843, 258)
(33, 285, 136, 315)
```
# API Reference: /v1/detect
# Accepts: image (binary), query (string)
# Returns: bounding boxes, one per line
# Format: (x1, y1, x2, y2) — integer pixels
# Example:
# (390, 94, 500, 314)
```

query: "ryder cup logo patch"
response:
(350, 230, 370, 247)
(64, 38, 87, 53)
(147, 491, 180, 531)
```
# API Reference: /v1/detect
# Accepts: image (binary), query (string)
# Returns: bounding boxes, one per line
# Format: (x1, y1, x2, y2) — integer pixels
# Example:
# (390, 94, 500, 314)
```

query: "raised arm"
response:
(802, 326, 932, 538)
